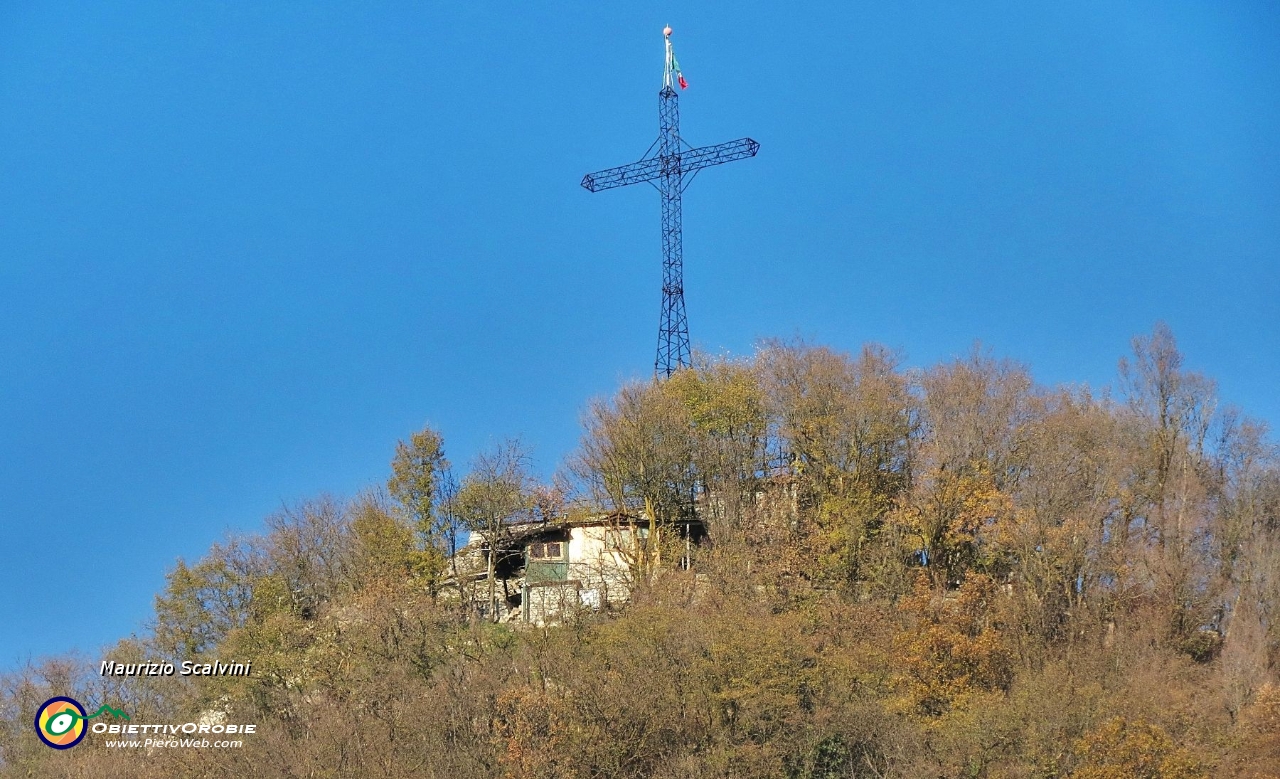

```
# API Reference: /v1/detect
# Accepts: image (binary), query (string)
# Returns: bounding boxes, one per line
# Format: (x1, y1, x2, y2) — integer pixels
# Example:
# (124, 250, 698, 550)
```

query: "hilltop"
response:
(3, 326, 1279, 777)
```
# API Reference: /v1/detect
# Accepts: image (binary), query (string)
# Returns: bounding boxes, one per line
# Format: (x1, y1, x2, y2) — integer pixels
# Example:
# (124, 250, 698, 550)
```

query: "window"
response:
(528, 541, 564, 560)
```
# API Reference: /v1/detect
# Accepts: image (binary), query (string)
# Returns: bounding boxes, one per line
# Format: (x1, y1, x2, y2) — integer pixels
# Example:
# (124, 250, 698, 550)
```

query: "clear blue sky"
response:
(2, 2, 1276, 669)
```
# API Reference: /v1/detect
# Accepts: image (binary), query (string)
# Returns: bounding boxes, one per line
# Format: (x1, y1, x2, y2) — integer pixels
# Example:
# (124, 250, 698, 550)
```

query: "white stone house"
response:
(446, 512, 704, 625)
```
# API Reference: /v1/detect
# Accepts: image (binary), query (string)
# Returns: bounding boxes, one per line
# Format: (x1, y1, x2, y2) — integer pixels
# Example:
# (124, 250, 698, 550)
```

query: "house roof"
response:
(455, 509, 701, 555)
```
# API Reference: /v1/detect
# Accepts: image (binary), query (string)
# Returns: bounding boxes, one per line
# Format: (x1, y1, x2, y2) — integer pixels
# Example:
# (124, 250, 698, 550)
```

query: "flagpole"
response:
(663, 26, 674, 89)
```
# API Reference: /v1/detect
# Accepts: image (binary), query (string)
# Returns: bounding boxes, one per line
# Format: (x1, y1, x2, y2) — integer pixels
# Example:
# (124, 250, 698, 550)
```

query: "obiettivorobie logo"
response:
(34, 697, 129, 749)
(34, 695, 255, 750)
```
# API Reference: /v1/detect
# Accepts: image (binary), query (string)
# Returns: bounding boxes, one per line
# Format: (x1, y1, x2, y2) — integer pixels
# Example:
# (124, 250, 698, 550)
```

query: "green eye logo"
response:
(34, 697, 129, 749)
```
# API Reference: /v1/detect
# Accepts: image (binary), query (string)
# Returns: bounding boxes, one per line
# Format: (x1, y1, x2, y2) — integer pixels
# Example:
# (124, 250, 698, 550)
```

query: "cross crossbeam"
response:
(581, 29, 758, 378)
(580, 137, 760, 193)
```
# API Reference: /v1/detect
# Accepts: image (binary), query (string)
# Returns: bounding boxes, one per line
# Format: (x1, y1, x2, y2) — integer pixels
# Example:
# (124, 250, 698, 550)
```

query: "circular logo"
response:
(34, 697, 88, 749)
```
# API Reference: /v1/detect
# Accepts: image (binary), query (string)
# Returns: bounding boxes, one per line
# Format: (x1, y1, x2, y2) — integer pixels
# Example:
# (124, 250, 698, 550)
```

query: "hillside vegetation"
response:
(4, 326, 1280, 778)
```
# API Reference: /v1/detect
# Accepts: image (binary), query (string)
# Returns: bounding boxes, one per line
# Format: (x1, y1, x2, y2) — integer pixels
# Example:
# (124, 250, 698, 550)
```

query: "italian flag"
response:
(672, 51, 688, 89)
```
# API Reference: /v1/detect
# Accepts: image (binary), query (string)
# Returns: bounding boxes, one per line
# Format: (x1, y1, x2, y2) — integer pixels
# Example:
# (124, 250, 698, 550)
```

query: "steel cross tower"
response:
(581, 28, 758, 378)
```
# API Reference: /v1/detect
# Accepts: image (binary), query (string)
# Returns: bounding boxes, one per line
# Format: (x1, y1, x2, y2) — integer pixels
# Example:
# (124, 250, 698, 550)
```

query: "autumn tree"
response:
(153, 535, 264, 660)
(1116, 324, 1226, 648)
(350, 492, 418, 586)
(456, 439, 536, 621)
(664, 355, 771, 531)
(1073, 717, 1206, 779)
(997, 388, 1121, 652)
(893, 350, 1034, 589)
(388, 424, 455, 589)
(756, 340, 917, 595)
(575, 379, 698, 523)
(893, 573, 1014, 717)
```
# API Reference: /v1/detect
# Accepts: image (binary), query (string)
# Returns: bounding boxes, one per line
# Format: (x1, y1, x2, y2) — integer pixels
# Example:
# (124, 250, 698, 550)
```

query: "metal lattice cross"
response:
(581, 28, 758, 378)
